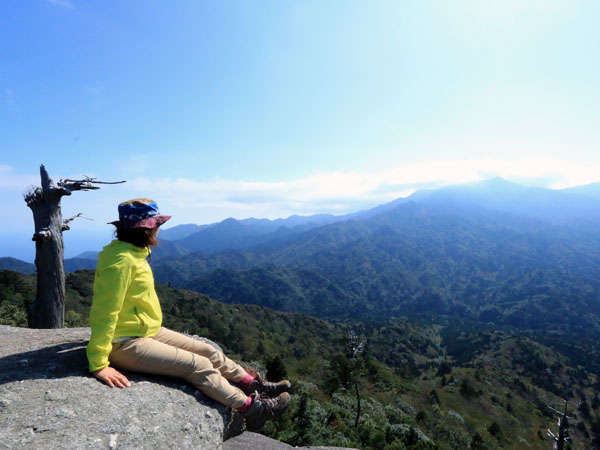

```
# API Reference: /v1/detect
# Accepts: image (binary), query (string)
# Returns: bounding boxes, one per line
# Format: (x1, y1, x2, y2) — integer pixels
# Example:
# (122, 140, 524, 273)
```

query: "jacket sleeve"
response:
(86, 254, 133, 372)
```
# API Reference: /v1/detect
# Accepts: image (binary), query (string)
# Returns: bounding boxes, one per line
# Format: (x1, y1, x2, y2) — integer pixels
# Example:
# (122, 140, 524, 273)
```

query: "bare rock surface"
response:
(0, 325, 234, 449)
(0, 325, 356, 450)
(222, 432, 357, 450)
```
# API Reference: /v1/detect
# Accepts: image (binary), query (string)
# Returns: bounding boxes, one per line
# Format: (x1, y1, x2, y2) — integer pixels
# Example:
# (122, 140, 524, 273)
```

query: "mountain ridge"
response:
(7, 177, 600, 263)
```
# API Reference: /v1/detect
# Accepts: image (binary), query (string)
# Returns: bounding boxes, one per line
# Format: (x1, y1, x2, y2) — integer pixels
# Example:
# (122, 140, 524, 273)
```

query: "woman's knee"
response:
(183, 353, 216, 376)
(209, 349, 227, 364)
(183, 355, 222, 384)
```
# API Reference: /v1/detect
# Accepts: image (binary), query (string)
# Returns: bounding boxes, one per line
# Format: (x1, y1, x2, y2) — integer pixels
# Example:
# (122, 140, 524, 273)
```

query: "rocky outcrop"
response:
(222, 432, 356, 450)
(0, 325, 236, 449)
(0, 325, 356, 449)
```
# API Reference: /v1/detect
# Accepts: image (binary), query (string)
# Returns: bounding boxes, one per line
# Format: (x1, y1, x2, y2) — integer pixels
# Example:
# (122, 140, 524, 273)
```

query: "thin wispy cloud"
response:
(121, 157, 600, 224)
(4, 158, 600, 231)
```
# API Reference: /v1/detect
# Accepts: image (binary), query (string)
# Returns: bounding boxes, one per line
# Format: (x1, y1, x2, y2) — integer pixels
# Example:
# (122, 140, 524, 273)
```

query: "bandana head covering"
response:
(108, 198, 171, 229)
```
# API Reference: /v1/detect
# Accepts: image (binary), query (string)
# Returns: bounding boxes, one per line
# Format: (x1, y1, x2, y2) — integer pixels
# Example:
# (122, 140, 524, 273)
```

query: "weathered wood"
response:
(546, 400, 573, 450)
(343, 330, 365, 429)
(353, 380, 361, 429)
(24, 164, 125, 328)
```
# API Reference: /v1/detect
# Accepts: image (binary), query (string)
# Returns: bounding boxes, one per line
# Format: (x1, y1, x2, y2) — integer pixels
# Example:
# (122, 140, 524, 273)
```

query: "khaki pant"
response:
(109, 327, 248, 408)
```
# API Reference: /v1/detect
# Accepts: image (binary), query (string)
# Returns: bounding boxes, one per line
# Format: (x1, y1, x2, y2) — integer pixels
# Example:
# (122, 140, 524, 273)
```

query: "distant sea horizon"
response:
(0, 229, 114, 263)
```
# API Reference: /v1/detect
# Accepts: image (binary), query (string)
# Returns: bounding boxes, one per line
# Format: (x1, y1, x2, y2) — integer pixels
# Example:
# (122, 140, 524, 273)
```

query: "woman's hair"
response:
(114, 226, 159, 248)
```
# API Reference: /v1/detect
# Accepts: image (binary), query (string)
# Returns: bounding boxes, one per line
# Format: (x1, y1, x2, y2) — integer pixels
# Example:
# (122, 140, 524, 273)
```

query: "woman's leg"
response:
(109, 337, 248, 409)
(151, 327, 251, 384)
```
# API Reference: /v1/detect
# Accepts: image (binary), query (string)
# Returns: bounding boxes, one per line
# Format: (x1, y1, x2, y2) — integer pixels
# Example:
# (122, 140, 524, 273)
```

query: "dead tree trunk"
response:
(354, 380, 361, 429)
(547, 400, 572, 450)
(344, 329, 366, 429)
(24, 164, 125, 328)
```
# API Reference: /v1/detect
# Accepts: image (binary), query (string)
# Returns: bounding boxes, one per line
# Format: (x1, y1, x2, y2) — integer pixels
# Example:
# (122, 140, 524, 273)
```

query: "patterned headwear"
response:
(108, 198, 171, 229)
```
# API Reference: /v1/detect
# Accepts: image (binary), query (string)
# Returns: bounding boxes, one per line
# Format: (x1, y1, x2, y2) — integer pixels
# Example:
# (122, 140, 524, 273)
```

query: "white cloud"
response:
(3, 158, 600, 232)
(117, 157, 600, 225)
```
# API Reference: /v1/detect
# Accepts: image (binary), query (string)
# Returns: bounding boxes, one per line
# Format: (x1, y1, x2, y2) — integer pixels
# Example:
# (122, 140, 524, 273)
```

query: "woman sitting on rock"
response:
(86, 198, 291, 430)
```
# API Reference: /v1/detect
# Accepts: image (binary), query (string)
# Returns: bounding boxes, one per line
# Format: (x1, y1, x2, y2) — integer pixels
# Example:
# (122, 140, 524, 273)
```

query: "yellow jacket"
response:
(86, 239, 163, 372)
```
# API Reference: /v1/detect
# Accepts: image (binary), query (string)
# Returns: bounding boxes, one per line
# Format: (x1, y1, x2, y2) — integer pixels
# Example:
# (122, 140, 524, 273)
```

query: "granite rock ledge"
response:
(0, 325, 355, 450)
(0, 325, 240, 449)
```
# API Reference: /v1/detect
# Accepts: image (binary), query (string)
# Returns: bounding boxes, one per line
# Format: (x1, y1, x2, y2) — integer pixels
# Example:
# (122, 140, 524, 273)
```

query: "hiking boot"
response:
(241, 391, 291, 431)
(240, 375, 292, 397)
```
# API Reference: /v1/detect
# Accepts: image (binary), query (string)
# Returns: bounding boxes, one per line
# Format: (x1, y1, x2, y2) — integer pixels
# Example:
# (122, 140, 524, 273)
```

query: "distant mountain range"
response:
(405, 177, 600, 225)
(142, 178, 600, 335)
(150, 177, 600, 254)
(34, 178, 595, 266)
(4, 177, 600, 336)
(0, 257, 35, 275)
(149, 198, 600, 329)
(0, 256, 97, 273)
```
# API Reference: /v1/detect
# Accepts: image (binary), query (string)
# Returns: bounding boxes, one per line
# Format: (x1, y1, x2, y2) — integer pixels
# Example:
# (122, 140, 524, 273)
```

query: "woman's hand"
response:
(93, 367, 131, 388)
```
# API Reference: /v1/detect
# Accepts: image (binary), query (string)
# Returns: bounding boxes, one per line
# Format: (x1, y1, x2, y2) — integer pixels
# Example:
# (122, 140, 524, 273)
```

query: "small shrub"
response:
(460, 378, 479, 398)
(416, 410, 428, 423)
(488, 421, 502, 437)
(470, 432, 484, 449)
(266, 355, 287, 381)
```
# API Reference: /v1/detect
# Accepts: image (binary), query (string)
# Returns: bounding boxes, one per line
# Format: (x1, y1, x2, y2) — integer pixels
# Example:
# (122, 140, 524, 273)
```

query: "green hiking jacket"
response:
(86, 239, 163, 372)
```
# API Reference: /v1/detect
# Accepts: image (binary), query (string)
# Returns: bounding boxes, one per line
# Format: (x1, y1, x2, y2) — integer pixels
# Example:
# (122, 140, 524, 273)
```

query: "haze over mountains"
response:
(4, 177, 600, 338)
(154, 177, 600, 251)
(35, 177, 600, 265)
(4, 176, 600, 278)
(148, 178, 600, 345)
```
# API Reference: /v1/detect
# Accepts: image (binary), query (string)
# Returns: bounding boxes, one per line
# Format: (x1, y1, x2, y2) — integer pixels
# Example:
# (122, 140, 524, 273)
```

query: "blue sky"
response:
(2, 0, 600, 260)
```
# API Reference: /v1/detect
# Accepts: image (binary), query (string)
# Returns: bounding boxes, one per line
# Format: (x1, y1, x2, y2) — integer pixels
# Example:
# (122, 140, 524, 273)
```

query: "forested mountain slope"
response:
(170, 214, 342, 254)
(151, 202, 600, 336)
(1, 269, 598, 449)
(53, 178, 600, 270)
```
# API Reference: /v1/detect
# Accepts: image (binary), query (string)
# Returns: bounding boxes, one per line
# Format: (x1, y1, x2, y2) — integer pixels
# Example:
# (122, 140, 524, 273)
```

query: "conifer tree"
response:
(266, 355, 287, 381)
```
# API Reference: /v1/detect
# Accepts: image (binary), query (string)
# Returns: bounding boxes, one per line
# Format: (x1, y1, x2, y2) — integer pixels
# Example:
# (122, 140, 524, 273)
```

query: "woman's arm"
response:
(86, 254, 133, 373)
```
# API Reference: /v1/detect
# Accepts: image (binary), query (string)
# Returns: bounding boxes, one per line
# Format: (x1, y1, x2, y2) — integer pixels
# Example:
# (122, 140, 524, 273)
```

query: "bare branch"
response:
(56, 176, 126, 193)
(63, 212, 93, 225)
(61, 213, 93, 231)
(25, 167, 127, 204)
(62, 178, 126, 185)
(344, 330, 366, 359)
(547, 403, 573, 419)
